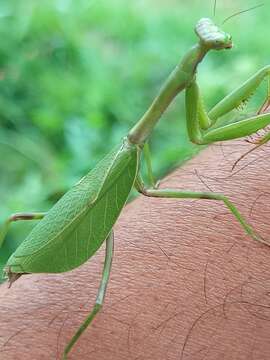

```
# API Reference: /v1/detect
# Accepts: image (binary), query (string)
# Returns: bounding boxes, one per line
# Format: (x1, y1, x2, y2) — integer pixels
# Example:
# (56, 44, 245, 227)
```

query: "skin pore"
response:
(0, 139, 270, 360)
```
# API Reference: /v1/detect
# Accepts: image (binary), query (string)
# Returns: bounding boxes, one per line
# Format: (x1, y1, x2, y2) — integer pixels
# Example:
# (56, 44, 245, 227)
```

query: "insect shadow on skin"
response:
(1, 4, 270, 359)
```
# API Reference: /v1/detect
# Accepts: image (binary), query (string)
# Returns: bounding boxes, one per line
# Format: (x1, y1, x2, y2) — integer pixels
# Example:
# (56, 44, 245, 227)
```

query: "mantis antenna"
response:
(213, 0, 217, 17)
(222, 3, 264, 24)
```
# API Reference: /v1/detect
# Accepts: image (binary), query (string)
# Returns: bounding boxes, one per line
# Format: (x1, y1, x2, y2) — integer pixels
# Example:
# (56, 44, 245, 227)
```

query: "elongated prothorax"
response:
(128, 18, 232, 145)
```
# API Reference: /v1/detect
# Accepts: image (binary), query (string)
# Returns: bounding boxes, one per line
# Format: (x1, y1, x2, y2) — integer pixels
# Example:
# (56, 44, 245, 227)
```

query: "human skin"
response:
(1, 140, 270, 360)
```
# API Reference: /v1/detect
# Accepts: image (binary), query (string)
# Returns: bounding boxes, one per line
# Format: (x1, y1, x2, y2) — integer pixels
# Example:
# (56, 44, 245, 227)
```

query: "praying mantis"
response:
(1, 16, 270, 360)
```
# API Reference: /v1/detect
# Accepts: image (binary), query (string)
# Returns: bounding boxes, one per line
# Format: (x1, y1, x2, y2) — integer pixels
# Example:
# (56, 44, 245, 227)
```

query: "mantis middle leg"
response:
(143, 142, 156, 188)
(0, 212, 46, 284)
(0, 212, 46, 248)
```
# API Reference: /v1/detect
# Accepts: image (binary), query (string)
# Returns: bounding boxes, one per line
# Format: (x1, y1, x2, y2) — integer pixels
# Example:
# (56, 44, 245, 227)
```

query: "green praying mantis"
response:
(1, 16, 270, 360)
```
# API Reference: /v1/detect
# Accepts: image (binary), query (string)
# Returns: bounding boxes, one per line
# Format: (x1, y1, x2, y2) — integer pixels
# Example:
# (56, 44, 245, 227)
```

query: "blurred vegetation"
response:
(0, 0, 269, 280)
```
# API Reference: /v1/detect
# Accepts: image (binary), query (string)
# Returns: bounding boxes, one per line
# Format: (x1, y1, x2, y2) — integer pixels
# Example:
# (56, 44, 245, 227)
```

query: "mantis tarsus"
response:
(1, 17, 270, 359)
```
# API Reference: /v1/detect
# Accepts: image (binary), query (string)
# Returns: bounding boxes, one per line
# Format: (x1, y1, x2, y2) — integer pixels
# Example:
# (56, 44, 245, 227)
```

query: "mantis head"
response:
(195, 18, 232, 50)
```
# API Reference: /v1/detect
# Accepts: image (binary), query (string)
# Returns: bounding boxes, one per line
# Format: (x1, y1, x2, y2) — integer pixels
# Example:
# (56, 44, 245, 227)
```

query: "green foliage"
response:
(0, 0, 269, 281)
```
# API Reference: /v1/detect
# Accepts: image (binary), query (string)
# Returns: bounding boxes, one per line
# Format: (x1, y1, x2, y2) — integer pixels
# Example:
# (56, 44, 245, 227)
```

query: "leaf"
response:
(6, 138, 139, 274)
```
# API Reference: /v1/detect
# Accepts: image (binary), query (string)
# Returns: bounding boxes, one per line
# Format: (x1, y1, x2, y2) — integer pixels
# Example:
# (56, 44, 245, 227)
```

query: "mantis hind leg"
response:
(186, 65, 270, 144)
(143, 142, 156, 188)
(62, 231, 114, 360)
(135, 176, 269, 247)
(0, 212, 46, 248)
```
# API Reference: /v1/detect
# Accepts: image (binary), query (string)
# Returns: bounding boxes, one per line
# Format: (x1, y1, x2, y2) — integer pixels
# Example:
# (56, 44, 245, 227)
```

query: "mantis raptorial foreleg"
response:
(249, 128, 270, 146)
(62, 231, 114, 360)
(186, 66, 270, 144)
(0, 212, 46, 248)
(232, 91, 270, 169)
(136, 175, 268, 246)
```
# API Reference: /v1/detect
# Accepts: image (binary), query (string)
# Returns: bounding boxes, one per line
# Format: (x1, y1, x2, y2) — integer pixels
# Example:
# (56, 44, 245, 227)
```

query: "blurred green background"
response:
(0, 0, 269, 280)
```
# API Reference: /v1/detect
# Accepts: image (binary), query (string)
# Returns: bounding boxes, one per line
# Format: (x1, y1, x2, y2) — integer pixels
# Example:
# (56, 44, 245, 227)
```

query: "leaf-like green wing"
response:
(6, 138, 139, 274)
